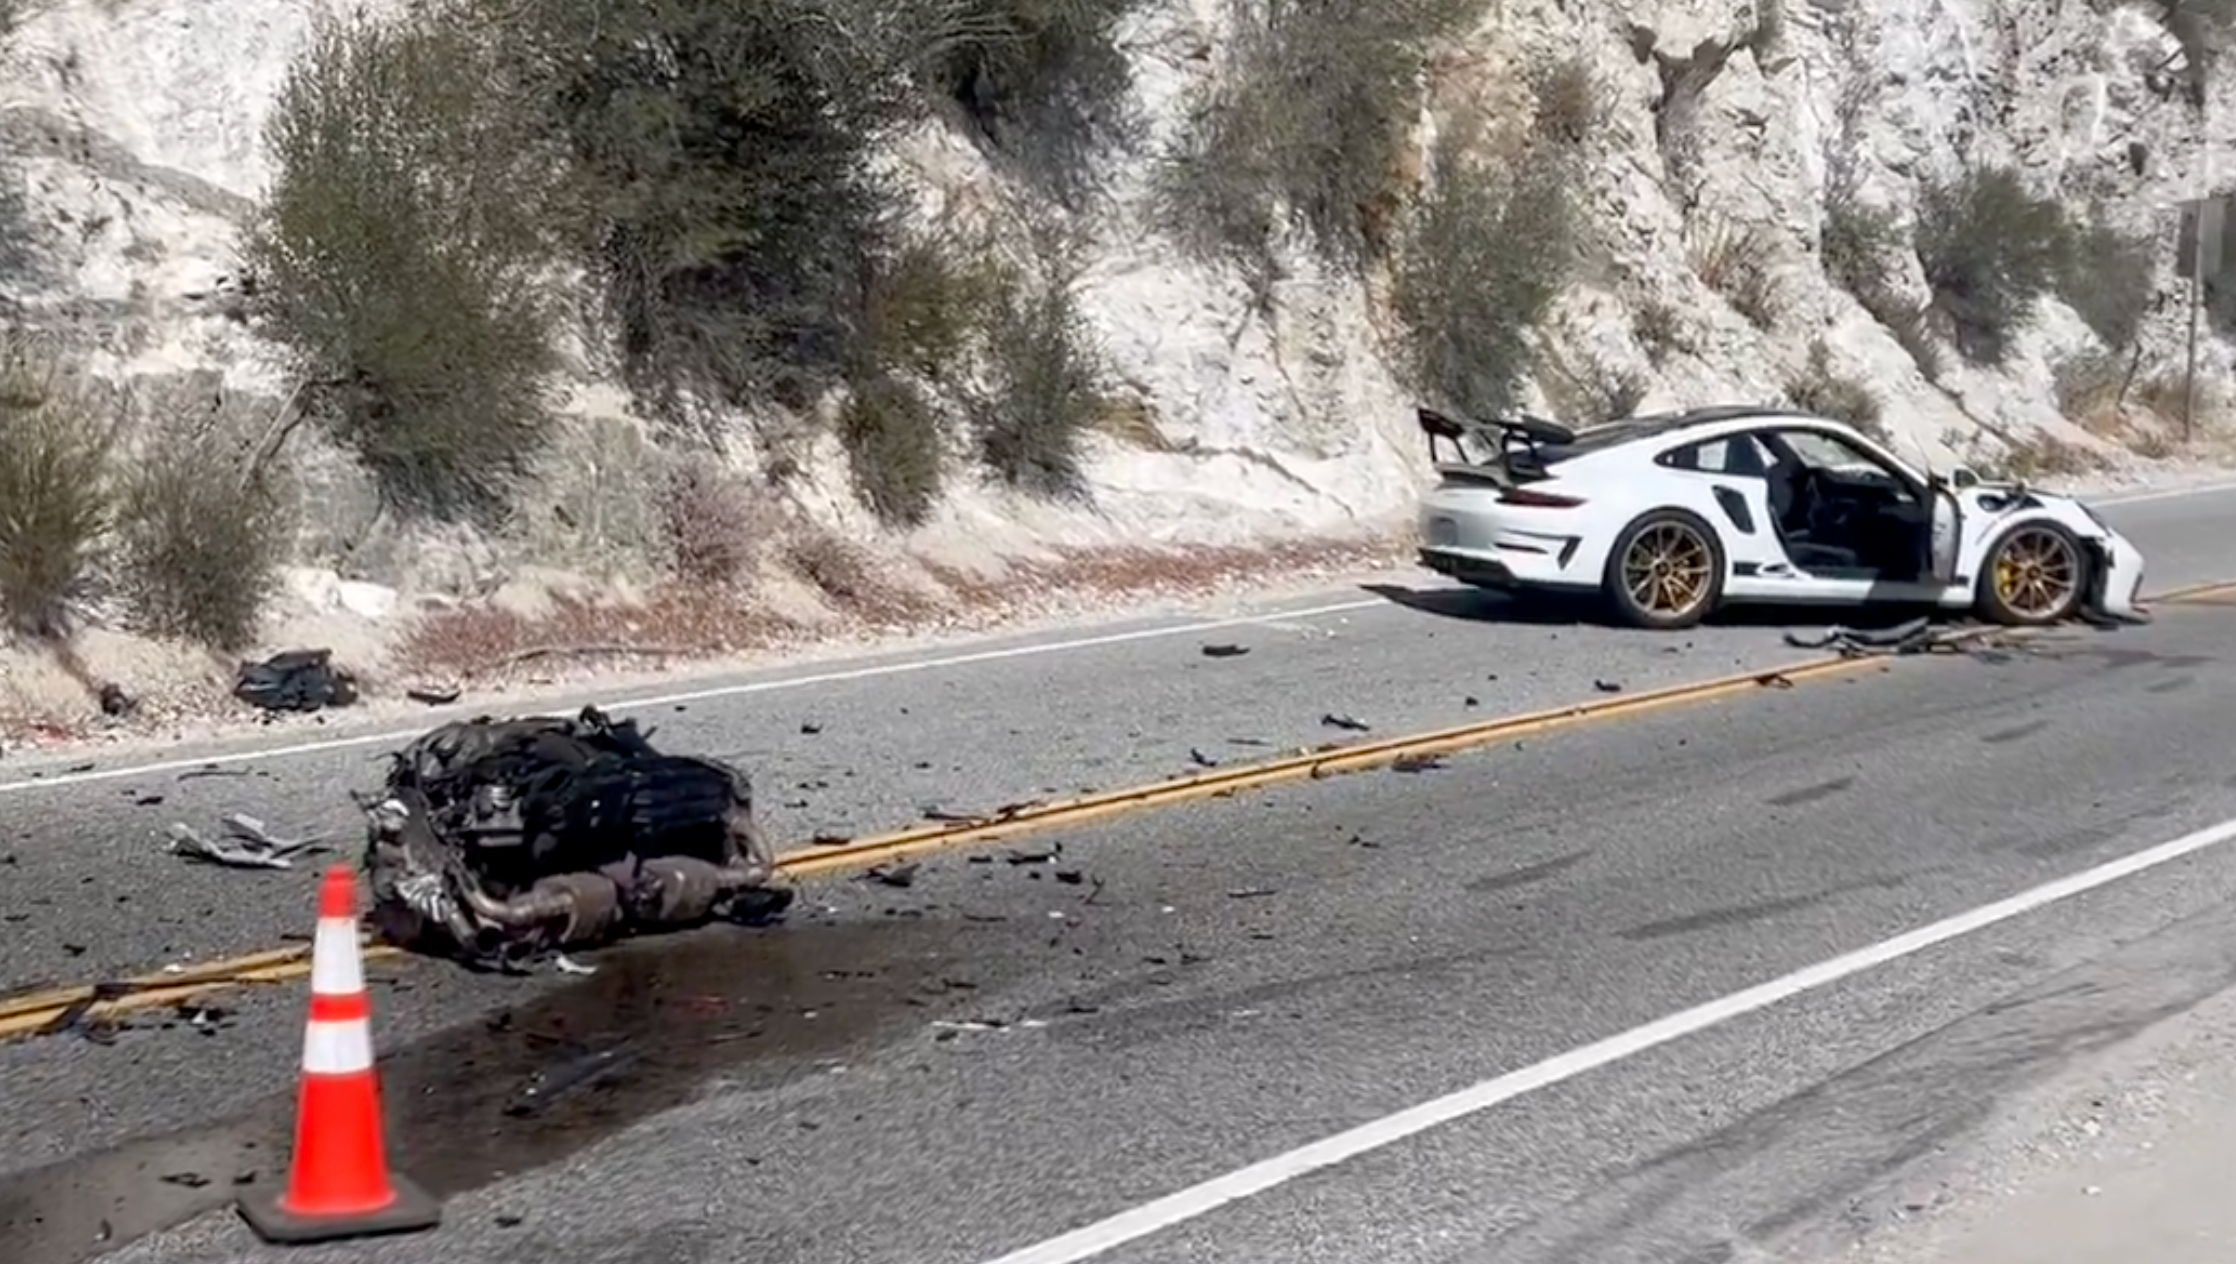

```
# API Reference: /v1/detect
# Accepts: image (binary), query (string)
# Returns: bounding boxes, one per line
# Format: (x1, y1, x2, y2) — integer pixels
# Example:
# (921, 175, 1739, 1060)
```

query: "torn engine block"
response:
(361, 706, 795, 970)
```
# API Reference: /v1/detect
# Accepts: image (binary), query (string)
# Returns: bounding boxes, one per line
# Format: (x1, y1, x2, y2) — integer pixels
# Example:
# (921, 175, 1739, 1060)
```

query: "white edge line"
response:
(0, 598, 1385, 796)
(975, 813, 2236, 1264)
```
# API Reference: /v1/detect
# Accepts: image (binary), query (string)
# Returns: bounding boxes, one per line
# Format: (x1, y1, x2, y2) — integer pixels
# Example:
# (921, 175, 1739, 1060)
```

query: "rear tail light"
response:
(1498, 487, 1585, 508)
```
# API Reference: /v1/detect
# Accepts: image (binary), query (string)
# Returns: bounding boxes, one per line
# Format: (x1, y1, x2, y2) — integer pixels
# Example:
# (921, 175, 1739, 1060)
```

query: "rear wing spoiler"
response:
(1416, 406, 1578, 467)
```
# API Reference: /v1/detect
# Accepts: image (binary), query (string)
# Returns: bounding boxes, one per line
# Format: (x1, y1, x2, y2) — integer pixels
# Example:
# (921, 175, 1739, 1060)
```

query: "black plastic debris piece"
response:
(1593, 679, 1623, 693)
(232, 648, 360, 714)
(98, 682, 137, 717)
(809, 831, 851, 847)
(1201, 643, 1249, 658)
(1784, 617, 1937, 658)
(1320, 712, 1371, 732)
(495, 1214, 525, 1229)
(1004, 845, 1060, 865)
(1463, 696, 1480, 708)
(1054, 869, 1085, 885)
(1756, 672, 1795, 689)
(1391, 753, 1446, 774)
(405, 683, 461, 706)
(158, 1172, 211, 1189)
(1226, 887, 1276, 900)
(1188, 747, 1219, 768)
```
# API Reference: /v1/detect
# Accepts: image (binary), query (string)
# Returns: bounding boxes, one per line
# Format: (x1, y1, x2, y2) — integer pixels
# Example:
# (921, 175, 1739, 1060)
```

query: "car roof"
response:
(1564, 405, 1839, 452)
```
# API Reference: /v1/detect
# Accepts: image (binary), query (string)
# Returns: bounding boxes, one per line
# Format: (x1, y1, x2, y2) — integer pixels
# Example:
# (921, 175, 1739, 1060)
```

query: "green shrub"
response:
(1391, 117, 1580, 419)
(469, 0, 951, 416)
(1632, 298, 1690, 364)
(113, 407, 296, 649)
(1691, 217, 1786, 328)
(841, 373, 948, 526)
(1784, 340, 1886, 442)
(2057, 218, 2156, 350)
(1821, 196, 1904, 298)
(243, 12, 562, 522)
(0, 337, 119, 636)
(969, 257, 1109, 499)
(922, 0, 1145, 195)
(1915, 165, 2074, 365)
(1528, 56, 1609, 152)
(1154, 0, 1481, 284)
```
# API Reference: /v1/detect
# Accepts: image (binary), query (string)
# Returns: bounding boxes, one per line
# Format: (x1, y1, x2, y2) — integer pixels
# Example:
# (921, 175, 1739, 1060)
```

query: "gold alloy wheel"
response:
(1992, 525, 2081, 619)
(1621, 521, 1714, 619)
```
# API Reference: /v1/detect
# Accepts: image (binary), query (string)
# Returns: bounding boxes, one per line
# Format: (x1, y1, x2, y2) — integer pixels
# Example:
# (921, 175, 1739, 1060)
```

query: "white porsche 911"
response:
(1413, 404, 2151, 631)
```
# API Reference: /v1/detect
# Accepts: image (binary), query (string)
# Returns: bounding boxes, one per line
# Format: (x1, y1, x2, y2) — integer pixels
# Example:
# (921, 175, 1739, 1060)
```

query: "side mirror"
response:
(1948, 466, 1981, 490)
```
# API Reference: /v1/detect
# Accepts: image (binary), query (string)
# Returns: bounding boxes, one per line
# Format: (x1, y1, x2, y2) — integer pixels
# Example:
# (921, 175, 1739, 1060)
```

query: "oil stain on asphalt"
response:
(0, 915, 1029, 1264)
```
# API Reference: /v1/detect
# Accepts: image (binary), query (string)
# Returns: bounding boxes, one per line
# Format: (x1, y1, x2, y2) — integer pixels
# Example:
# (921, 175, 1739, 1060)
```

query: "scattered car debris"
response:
(405, 683, 462, 706)
(1188, 747, 1220, 768)
(98, 682, 137, 718)
(1390, 753, 1447, 774)
(800, 721, 823, 735)
(1783, 618, 1939, 658)
(1226, 887, 1277, 900)
(865, 862, 920, 889)
(1201, 643, 1250, 658)
(1004, 845, 1060, 866)
(1593, 679, 1623, 693)
(233, 648, 360, 714)
(1321, 712, 1372, 732)
(361, 706, 795, 972)
(166, 815, 332, 870)
(919, 799, 1047, 828)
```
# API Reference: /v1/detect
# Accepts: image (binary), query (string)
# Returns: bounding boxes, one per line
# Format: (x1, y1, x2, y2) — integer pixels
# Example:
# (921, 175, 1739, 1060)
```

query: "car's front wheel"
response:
(1975, 521, 2089, 625)
(1602, 508, 1726, 630)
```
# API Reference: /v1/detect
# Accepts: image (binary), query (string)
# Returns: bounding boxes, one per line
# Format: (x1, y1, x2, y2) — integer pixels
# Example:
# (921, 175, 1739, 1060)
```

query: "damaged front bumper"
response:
(361, 706, 795, 971)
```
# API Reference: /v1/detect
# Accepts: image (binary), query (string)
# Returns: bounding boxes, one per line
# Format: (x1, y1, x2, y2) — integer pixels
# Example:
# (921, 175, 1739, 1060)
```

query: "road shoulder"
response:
(1824, 971, 2236, 1264)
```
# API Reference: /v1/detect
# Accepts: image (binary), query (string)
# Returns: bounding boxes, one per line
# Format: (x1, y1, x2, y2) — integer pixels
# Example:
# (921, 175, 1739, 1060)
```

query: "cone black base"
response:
(236, 1172, 443, 1245)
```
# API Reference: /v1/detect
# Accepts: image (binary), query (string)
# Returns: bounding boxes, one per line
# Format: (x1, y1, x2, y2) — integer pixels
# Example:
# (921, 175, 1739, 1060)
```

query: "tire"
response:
(1602, 508, 1726, 630)
(1975, 520, 2090, 626)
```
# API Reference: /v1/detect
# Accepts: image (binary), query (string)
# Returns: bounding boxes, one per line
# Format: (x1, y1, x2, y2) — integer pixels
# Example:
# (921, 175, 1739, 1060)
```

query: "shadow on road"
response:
(1359, 582, 1947, 634)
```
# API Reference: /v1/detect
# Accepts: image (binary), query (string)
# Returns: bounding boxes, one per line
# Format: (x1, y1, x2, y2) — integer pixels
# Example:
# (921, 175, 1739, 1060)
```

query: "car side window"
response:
(1661, 435, 1769, 476)
(1778, 429, 1880, 471)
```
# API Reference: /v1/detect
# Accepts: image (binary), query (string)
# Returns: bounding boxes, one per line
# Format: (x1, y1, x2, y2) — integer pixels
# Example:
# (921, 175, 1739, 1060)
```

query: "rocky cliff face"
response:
(0, 0, 2227, 681)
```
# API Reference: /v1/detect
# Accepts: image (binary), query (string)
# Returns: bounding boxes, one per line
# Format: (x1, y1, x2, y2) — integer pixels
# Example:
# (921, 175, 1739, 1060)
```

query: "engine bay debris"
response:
(361, 706, 795, 972)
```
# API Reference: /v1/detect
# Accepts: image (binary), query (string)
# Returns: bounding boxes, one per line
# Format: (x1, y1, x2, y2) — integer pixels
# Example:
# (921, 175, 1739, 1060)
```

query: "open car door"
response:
(1927, 481, 1962, 584)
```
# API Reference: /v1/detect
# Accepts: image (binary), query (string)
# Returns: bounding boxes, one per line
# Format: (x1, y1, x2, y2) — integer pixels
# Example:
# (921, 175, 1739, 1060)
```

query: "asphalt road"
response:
(2, 484, 2232, 990)
(0, 483, 2231, 1264)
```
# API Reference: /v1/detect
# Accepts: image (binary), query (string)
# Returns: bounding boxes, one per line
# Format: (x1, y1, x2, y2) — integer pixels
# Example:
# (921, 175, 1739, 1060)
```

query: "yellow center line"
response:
(3, 582, 2228, 1041)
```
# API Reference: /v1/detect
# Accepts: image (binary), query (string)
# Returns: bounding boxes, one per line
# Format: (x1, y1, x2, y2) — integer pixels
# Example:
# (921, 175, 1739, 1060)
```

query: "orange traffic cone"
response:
(237, 865, 442, 1245)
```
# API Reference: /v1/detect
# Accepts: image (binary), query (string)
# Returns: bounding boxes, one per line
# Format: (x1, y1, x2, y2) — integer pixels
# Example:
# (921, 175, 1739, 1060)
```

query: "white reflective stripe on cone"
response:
(302, 1017, 376, 1075)
(311, 917, 364, 996)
